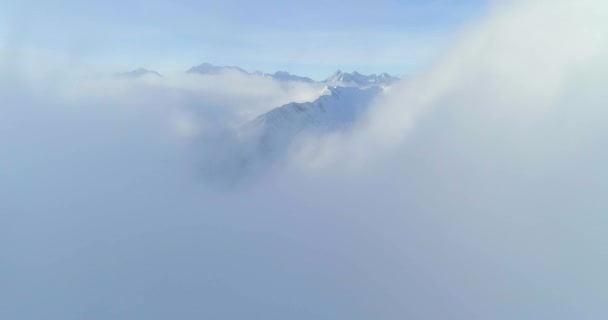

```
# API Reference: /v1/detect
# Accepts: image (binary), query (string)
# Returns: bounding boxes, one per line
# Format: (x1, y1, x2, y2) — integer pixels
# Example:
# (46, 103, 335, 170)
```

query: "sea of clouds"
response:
(2, 0, 608, 319)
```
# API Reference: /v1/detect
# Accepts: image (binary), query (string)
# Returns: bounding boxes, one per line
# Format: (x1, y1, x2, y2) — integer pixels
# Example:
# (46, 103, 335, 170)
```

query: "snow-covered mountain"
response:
(186, 63, 399, 87)
(116, 68, 162, 78)
(186, 63, 400, 89)
(325, 70, 398, 87)
(239, 85, 383, 150)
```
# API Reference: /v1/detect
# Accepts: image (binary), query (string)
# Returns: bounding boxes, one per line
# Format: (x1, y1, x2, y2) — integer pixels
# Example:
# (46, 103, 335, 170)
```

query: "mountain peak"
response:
(325, 70, 398, 87)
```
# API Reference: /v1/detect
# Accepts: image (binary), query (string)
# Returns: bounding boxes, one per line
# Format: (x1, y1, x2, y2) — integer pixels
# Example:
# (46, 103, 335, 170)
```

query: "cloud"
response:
(3, 0, 608, 319)
(289, 0, 608, 171)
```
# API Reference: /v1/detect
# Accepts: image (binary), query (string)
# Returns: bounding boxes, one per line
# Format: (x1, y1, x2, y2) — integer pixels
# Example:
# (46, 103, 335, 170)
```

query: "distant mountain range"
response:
(118, 63, 400, 88)
(185, 63, 399, 87)
(186, 63, 316, 83)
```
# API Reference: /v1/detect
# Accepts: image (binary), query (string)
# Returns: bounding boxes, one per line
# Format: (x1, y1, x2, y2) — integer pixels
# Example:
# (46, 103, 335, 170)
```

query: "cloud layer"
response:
(3, 0, 608, 319)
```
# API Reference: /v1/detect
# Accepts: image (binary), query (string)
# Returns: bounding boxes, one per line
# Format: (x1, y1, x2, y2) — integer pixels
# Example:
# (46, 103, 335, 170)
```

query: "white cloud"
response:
(288, 0, 608, 171)
(2, 0, 608, 319)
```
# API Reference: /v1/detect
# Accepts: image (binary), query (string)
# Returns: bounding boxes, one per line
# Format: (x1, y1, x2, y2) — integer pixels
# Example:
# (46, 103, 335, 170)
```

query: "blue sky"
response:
(1, 0, 488, 78)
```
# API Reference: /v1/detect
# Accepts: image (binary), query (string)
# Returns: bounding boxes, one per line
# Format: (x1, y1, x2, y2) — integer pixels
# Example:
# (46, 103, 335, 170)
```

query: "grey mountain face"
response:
(241, 86, 383, 140)
(237, 85, 383, 161)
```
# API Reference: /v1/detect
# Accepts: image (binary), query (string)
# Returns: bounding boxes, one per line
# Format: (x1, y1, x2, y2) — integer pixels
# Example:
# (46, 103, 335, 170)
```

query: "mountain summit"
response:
(325, 70, 398, 87)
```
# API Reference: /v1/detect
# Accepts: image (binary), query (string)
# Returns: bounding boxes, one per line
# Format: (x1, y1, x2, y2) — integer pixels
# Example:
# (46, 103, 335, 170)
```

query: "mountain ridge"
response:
(238, 85, 384, 149)
(324, 70, 399, 87)
(185, 63, 399, 86)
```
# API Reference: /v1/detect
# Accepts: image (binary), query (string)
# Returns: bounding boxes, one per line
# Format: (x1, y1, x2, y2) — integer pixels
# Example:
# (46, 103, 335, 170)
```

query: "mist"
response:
(3, 0, 608, 319)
